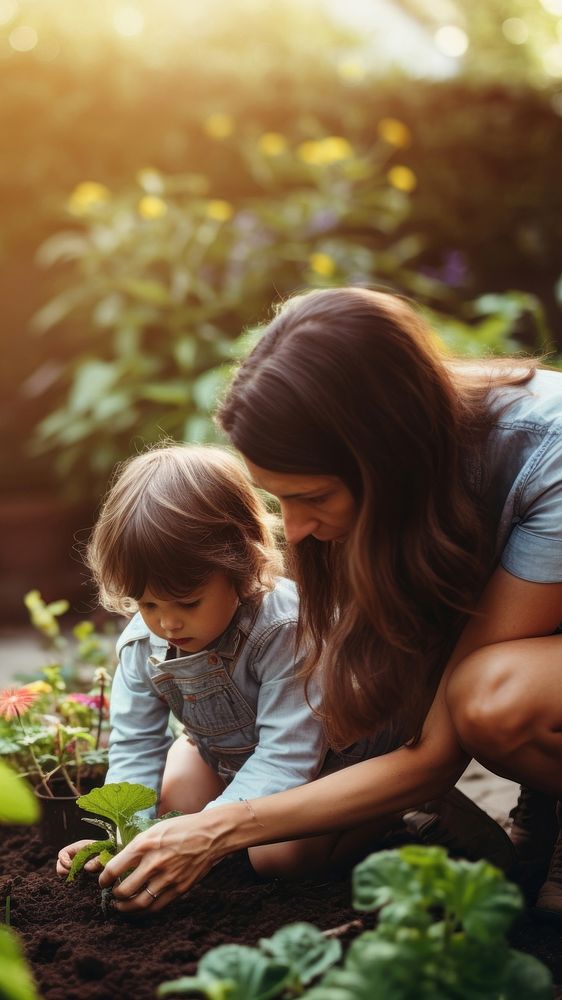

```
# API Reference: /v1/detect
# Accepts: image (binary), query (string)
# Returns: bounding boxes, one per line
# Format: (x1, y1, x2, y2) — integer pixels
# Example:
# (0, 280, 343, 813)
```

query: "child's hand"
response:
(56, 839, 100, 876)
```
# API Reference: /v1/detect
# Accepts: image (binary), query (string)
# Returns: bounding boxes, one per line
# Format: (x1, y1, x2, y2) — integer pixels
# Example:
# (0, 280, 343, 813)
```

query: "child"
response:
(56, 443, 366, 881)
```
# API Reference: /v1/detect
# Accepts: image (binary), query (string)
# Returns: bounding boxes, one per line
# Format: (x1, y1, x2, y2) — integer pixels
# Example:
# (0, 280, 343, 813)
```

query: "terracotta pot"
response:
(34, 785, 97, 853)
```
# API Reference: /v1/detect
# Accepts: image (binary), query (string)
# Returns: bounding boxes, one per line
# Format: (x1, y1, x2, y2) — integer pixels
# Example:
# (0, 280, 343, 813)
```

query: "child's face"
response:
(137, 572, 240, 654)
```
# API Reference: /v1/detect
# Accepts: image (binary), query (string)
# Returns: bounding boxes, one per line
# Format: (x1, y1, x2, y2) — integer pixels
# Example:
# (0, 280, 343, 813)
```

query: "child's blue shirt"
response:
(106, 577, 329, 807)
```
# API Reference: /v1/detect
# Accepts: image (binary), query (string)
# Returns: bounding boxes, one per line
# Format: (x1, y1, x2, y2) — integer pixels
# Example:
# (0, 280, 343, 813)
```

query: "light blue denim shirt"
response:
(470, 368, 562, 583)
(106, 577, 330, 809)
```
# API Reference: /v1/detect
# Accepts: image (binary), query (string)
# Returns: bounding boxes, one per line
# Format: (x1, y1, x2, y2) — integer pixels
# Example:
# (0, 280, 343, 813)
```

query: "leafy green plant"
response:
(157, 846, 553, 1000)
(0, 761, 41, 1000)
(0, 591, 114, 796)
(158, 924, 341, 1000)
(66, 782, 158, 880)
(305, 846, 553, 1000)
(65, 781, 161, 917)
(27, 135, 439, 497)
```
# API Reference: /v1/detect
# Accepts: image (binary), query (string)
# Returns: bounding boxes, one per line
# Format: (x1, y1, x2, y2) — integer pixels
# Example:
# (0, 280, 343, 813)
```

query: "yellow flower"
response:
(257, 132, 287, 157)
(67, 181, 111, 216)
(204, 113, 234, 140)
(23, 681, 53, 695)
(309, 252, 336, 277)
(297, 136, 354, 166)
(138, 195, 168, 219)
(205, 199, 234, 222)
(387, 165, 417, 193)
(377, 117, 412, 149)
(337, 59, 365, 82)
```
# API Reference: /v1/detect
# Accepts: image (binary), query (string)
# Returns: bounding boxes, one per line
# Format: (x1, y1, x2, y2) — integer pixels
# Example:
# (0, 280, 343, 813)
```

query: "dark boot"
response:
(535, 802, 562, 922)
(508, 785, 558, 863)
(402, 786, 515, 872)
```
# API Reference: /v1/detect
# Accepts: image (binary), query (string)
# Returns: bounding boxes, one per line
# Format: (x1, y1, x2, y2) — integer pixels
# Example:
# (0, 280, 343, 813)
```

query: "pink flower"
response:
(66, 693, 109, 711)
(0, 687, 38, 720)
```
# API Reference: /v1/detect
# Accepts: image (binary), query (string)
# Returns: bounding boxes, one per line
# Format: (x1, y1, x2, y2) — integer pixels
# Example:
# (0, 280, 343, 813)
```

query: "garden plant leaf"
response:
(259, 922, 341, 986)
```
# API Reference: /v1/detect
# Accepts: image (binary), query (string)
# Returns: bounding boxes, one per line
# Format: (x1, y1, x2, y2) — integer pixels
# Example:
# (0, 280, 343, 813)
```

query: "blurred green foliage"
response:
(28, 148, 553, 495)
(1, 0, 561, 496)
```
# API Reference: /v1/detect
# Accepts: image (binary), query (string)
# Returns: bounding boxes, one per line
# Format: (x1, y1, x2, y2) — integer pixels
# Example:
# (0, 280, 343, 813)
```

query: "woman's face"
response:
(245, 460, 356, 545)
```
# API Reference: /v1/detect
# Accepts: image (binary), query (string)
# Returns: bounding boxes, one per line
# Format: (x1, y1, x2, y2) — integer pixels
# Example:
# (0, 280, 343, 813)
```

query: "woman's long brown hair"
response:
(217, 287, 537, 748)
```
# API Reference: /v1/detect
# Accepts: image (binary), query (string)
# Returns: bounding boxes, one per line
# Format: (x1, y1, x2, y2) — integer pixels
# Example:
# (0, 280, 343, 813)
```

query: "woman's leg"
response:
(446, 634, 562, 916)
(445, 634, 562, 795)
(248, 815, 401, 880)
(158, 736, 225, 816)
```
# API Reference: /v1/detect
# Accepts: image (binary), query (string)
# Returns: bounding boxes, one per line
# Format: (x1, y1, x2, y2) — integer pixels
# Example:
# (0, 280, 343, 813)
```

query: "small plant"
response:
(158, 923, 342, 1000)
(0, 761, 41, 1000)
(66, 781, 158, 880)
(0, 591, 115, 796)
(157, 845, 553, 1000)
(66, 782, 162, 914)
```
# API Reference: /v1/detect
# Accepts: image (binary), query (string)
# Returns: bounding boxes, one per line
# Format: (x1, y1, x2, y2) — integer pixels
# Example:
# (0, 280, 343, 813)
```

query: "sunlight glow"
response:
(543, 41, 562, 74)
(434, 25, 469, 58)
(112, 5, 145, 37)
(0, 0, 18, 26)
(541, 0, 562, 13)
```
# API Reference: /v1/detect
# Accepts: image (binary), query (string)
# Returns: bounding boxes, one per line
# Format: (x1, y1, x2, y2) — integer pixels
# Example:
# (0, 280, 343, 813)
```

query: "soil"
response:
(2, 824, 562, 1000)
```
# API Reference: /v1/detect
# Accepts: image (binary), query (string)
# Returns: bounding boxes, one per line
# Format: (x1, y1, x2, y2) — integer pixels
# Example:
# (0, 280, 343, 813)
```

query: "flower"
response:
(297, 137, 354, 166)
(205, 199, 234, 222)
(257, 132, 287, 156)
(0, 688, 38, 721)
(65, 692, 109, 711)
(377, 118, 412, 149)
(23, 681, 53, 695)
(67, 181, 111, 216)
(387, 165, 417, 192)
(203, 112, 234, 139)
(309, 252, 336, 277)
(138, 195, 167, 219)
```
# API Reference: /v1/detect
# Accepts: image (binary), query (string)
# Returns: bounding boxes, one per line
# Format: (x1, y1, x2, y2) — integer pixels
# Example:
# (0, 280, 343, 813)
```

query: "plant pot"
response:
(34, 786, 97, 853)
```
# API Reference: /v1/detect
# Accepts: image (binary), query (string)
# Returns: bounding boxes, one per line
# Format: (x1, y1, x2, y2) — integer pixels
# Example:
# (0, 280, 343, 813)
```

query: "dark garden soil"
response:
(1, 824, 562, 1000)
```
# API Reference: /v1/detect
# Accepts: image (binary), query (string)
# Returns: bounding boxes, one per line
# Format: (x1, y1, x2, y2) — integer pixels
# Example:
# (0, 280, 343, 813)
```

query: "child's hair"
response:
(86, 443, 283, 615)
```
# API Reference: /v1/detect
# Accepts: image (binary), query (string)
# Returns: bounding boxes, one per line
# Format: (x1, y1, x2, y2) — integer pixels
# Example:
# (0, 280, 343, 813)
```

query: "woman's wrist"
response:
(198, 799, 266, 862)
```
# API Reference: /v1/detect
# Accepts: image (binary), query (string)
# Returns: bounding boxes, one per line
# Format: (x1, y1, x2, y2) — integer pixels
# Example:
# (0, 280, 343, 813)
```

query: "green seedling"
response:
(66, 781, 158, 913)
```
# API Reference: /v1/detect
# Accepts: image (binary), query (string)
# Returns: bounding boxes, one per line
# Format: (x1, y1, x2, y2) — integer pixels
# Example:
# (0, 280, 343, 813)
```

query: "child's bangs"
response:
(117, 519, 213, 603)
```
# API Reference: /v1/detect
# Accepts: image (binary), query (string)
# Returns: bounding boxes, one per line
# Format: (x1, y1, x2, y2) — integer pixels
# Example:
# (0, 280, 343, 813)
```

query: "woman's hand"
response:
(56, 839, 99, 876)
(97, 811, 230, 912)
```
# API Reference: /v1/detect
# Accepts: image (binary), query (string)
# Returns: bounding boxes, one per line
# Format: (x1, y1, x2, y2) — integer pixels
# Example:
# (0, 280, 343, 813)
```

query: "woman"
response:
(99, 287, 562, 916)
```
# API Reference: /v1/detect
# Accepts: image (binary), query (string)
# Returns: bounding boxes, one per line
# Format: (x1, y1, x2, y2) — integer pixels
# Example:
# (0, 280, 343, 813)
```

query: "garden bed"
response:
(2, 824, 561, 999)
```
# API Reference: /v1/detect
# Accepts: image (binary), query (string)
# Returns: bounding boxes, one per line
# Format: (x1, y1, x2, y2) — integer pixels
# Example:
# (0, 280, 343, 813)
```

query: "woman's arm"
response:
(99, 567, 562, 911)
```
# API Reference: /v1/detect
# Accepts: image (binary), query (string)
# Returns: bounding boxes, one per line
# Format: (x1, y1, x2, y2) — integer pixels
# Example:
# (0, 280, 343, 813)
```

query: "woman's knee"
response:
(248, 839, 328, 880)
(446, 645, 533, 757)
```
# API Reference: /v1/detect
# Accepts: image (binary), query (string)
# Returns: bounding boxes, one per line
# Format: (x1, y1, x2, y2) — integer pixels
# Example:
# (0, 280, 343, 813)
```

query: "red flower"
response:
(0, 687, 38, 720)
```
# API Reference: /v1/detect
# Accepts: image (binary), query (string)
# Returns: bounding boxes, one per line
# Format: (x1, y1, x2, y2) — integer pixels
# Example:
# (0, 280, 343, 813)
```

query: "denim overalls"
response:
(108, 578, 336, 808)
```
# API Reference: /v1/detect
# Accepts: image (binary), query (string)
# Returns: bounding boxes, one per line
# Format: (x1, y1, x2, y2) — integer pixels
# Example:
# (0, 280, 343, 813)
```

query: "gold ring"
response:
(144, 885, 159, 901)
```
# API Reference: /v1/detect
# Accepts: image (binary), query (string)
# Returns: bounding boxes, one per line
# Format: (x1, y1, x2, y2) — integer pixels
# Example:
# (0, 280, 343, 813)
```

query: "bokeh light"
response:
(9, 24, 37, 51)
(502, 18, 529, 45)
(434, 25, 469, 58)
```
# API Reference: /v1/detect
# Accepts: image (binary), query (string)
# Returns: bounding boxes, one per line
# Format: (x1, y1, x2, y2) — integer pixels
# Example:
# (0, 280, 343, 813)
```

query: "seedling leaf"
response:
(67, 840, 116, 881)
(259, 922, 341, 985)
(198, 944, 292, 1000)
(76, 782, 156, 838)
